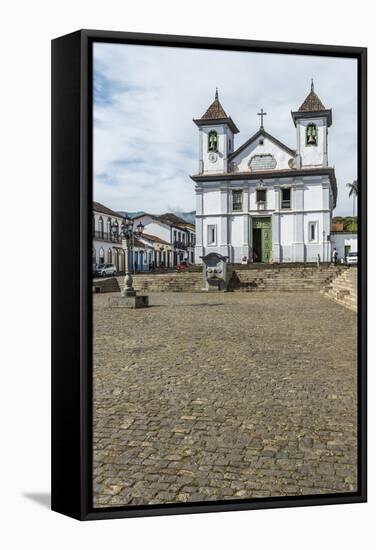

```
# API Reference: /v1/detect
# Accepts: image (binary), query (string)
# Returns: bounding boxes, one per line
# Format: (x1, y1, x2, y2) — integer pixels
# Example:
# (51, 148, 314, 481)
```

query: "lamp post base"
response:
(122, 272, 135, 297)
(121, 288, 136, 297)
(109, 295, 149, 309)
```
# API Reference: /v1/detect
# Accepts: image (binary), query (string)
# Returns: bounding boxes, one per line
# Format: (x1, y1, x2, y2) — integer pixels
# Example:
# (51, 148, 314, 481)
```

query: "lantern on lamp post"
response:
(112, 216, 144, 297)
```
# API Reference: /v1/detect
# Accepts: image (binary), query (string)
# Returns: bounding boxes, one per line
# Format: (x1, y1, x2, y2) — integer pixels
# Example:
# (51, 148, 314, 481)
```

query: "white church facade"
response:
(191, 84, 337, 264)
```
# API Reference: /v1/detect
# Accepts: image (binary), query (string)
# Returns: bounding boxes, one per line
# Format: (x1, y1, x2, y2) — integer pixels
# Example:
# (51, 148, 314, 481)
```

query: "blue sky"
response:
(93, 43, 357, 216)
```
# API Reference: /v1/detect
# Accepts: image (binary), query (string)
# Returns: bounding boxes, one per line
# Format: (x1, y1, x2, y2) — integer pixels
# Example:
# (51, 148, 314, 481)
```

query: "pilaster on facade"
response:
(272, 214, 281, 263)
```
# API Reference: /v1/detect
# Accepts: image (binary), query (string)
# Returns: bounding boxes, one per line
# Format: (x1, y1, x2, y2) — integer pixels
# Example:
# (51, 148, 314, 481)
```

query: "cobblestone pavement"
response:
(93, 291, 357, 507)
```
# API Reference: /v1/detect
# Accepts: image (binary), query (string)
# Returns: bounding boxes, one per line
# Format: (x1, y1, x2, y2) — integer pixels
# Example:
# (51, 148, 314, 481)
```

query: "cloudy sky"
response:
(93, 43, 357, 216)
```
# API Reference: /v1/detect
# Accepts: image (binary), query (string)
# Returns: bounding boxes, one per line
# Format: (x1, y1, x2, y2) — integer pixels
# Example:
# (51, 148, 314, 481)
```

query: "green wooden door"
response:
(253, 217, 272, 263)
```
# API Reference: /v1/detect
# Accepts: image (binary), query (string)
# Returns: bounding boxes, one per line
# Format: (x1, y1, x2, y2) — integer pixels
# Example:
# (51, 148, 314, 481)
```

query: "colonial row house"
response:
(133, 213, 196, 267)
(92, 202, 152, 272)
(93, 202, 196, 272)
(191, 83, 338, 264)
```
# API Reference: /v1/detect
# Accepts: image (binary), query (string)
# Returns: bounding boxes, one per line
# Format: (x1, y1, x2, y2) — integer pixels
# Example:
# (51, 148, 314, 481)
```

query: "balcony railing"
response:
(281, 200, 291, 209)
(173, 240, 188, 250)
(93, 230, 122, 243)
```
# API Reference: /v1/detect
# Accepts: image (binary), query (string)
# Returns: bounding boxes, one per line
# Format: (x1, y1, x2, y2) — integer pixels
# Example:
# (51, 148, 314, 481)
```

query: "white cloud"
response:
(93, 43, 357, 216)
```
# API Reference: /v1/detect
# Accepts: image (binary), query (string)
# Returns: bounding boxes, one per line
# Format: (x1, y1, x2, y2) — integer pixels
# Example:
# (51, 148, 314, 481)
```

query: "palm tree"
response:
(347, 180, 358, 217)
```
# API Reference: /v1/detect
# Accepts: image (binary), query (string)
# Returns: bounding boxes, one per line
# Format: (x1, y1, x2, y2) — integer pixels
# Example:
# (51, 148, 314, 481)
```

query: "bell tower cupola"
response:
(291, 80, 332, 168)
(194, 89, 239, 174)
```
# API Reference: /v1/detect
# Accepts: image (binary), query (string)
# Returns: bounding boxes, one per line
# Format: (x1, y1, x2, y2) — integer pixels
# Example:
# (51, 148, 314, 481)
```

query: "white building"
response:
(133, 213, 196, 266)
(330, 229, 358, 262)
(191, 84, 337, 264)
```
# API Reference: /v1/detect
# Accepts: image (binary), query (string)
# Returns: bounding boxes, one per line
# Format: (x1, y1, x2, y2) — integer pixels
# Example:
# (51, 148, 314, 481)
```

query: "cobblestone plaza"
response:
(93, 291, 357, 507)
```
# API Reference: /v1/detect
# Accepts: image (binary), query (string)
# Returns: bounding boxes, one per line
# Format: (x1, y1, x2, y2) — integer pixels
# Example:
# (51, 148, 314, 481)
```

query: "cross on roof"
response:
(257, 108, 267, 129)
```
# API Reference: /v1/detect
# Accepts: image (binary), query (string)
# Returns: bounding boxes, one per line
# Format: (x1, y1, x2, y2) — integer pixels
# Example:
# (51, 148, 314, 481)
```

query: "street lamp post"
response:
(112, 216, 144, 297)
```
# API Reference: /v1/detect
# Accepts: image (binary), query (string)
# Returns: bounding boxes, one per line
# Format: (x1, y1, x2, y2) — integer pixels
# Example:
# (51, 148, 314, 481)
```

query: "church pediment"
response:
(228, 129, 296, 173)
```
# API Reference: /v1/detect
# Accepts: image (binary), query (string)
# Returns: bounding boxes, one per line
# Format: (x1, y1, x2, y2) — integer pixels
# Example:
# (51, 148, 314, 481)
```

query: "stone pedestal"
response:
(109, 295, 149, 309)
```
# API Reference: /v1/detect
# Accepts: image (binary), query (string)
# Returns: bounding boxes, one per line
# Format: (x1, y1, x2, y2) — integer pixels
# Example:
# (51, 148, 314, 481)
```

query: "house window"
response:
(281, 188, 291, 209)
(309, 221, 318, 242)
(208, 130, 218, 152)
(98, 216, 104, 238)
(207, 225, 217, 245)
(256, 189, 266, 207)
(306, 123, 318, 146)
(232, 190, 243, 211)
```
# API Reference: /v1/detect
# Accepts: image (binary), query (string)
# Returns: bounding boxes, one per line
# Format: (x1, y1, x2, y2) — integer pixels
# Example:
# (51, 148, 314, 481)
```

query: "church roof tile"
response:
(298, 81, 326, 112)
(201, 89, 228, 119)
(194, 89, 239, 133)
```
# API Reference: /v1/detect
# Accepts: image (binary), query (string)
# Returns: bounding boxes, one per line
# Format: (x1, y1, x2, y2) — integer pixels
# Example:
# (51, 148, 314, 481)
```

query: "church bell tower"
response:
(291, 81, 332, 168)
(193, 89, 239, 174)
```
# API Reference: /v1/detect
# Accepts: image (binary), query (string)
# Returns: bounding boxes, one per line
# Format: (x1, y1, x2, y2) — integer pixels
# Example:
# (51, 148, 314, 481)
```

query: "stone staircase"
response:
(90, 265, 348, 294)
(322, 267, 357, 312)
(229, 265, 345, 293)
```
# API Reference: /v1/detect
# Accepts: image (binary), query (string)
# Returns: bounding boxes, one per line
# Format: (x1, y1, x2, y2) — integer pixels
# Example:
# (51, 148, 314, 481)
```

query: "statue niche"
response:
(208, 130, 218, 152)
(306, 123, 318, 146)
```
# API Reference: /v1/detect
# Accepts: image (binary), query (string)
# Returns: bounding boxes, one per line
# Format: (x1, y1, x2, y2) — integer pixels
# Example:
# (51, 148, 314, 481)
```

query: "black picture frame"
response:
(51, 29, 367, 520)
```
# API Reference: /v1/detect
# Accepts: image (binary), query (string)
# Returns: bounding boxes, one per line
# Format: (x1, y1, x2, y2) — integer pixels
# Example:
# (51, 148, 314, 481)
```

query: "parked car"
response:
(346, 252, 358, 265)
(95, 263, 117, 277)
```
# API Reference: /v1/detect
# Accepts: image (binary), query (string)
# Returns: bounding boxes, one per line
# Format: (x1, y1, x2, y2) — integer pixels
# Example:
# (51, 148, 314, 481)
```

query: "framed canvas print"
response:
(51, 30, 367, 520)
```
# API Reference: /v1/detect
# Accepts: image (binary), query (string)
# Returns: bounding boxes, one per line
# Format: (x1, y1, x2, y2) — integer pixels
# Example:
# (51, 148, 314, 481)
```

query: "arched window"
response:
(208, 130, 218, 152)
(98, 216, 104, 238)
(106, 217, 111, 238)
(92, 247, 96, 268)
(107, 248, 112, 263)
(99, 247, 105, 265)
(306, 123, 318, 146)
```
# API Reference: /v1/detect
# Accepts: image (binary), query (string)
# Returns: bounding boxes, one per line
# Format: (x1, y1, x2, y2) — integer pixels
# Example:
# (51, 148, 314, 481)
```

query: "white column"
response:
(272, 214, 281, 263)
(219, 185, 230, 257)
(292, 185, 305, 262)
(242, 214, 250, 259)
(195, 187, 204, 262)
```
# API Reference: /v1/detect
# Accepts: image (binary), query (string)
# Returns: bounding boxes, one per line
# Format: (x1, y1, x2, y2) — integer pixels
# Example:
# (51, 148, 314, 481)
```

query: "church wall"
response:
(233, 137, 293, 172)
(203, 188, 222, 214)
(279, 214, 294, 262)
(298, 118, 327, 167)
(303, 211, 328, 262)
(229, 215, 246, 262)
(248, 184, 275, 210)
(202, 216, 221, 248)
(303, 182, 324, 210)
